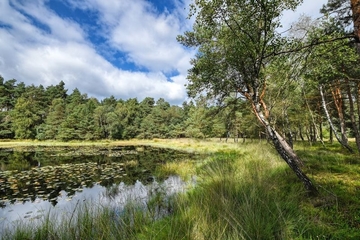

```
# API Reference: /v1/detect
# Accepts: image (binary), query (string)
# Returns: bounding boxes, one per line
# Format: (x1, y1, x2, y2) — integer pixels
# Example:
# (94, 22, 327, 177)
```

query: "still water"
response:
(0, 146, 198, 233)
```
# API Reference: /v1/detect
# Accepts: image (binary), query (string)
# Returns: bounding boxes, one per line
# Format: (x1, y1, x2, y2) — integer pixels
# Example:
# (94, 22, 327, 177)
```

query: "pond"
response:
(0, 145, 199, 234)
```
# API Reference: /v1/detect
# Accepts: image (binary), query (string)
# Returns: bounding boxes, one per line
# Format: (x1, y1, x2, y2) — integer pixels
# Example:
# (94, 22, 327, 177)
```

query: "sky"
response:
(0, 0, 328, 105)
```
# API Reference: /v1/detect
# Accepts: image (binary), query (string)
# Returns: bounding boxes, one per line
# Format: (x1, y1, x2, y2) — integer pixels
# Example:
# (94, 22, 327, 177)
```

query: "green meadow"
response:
(1, 139, 359, 240)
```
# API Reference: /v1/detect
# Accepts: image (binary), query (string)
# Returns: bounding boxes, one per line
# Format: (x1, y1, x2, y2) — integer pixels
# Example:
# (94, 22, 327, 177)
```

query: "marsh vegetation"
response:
(0, 139, 359, 239)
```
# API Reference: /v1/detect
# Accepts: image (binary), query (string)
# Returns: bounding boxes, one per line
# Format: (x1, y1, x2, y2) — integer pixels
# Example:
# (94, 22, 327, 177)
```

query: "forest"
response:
(1, 0, 360, 239)
(0, 75, 257, 141)
(0, 18, 359, 147)
(0, 70, 357, 146)
(0, 1, 359, 154)
(0, 0, 359, 193)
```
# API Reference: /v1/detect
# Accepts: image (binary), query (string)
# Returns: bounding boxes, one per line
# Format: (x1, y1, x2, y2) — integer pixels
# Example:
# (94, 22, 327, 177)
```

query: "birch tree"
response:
(178, 0, 318, 194)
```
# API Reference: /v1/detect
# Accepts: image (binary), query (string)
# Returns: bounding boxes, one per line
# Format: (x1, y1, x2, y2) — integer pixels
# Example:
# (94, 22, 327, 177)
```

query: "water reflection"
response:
(0, 175, 192, 235)
(0, 146, 199, 206)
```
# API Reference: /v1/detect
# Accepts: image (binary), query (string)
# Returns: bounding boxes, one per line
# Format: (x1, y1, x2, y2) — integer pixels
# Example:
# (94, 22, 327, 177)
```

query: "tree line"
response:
(0, 63, 359, 149)
(0, 76, 258, 141)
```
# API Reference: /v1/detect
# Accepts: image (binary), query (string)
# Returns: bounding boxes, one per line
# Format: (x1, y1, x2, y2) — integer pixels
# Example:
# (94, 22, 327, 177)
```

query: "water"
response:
(0, 146, 198, 234)
(0, 175, 193, 234)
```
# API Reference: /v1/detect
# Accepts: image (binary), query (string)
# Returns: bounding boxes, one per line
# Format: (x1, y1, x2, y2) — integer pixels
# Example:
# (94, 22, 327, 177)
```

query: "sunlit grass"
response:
(1, 139, 360, 239)
(0, 138, 261, 152)
(294, 141, 360, 239)
(156, 160, 196, 181)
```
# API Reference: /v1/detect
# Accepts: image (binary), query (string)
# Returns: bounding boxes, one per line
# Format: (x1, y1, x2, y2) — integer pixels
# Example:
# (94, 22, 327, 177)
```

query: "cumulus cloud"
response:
(66, 0, 195, 74)
(0, 0, 194, 104)
(0, 0, 327, 105)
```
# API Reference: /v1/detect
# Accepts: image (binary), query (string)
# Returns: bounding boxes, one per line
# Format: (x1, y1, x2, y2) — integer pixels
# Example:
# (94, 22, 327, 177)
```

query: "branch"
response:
(265, 34, 355, 59)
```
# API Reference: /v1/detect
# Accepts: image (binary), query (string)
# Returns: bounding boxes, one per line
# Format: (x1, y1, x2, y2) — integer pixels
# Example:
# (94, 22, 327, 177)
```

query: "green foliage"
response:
(320, 0, 352, 31)
(178, 0, 303, 101)
(36, 98, 66, 140)
(305, 22, 359, 84)
(11, 85, 47, 139)
(0, 78, 26, 139)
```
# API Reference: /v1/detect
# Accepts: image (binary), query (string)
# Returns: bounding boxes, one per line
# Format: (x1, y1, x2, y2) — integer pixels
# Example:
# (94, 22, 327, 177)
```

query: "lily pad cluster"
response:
(0, 146, 198, 208)
(0, 161, 135, 207)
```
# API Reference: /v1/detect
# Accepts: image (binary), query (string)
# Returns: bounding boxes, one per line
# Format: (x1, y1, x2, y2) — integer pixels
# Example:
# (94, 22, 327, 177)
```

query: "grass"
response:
(1, 139, 360, 239)
(0, 138, 255, 152)
(294, 141, 360, 239)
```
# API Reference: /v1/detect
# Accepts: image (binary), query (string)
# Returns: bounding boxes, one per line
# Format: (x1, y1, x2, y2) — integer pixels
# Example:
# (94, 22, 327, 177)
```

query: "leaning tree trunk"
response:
(319, 84, 353, 152)
(250, 98, 318, 195)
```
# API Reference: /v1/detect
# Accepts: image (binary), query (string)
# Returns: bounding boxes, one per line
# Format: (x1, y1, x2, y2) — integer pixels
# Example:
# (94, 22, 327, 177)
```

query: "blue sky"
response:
(0, 0, 327, 105)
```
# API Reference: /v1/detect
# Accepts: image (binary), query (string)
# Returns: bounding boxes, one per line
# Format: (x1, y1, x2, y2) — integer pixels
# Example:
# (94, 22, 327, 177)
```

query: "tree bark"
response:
(330, 82, 349, 147)
(283, 107, 294, 148)
(268, 126, 318, 195)
(345, 79, 360, 152)
(319, 121, 323, 142)
(351, 0, 360, 42)
(357, 82, 360, 130)
(319, 84, 353, 152)
(299, 124, 304, 141)
(303, 89, 323, 144)
(250, 99, 317, 195)
(330, 126, 333, 144)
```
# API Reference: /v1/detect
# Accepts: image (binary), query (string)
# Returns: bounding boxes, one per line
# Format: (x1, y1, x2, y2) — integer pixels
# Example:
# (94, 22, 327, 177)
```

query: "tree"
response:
(45, 81, 67, 105)
(139, 98, 184, 139)
(0, 77, 16, 138)
(178, 0, 317, 194)
(321, 0, 360, 50)
(352, 0, 360, 42)
(36, 98, 66, 140)
(11, 85, 46, 139)
(56, 88, 91, 141)
(183, 97, 214, 139)
(304, 20, 360, 152)
(113, 98, 140, 139)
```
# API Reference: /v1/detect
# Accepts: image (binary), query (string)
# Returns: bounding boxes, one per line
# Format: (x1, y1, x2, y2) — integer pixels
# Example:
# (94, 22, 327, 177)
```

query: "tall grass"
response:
(140, 145, 310, 240)
(1, 200, 161, 240)
(2, 140, 360, 239)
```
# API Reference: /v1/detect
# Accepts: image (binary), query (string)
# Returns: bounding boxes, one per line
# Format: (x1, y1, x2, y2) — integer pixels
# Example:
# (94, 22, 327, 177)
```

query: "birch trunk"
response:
(251, 100, 317, 195)
(319, 84, 353, 152)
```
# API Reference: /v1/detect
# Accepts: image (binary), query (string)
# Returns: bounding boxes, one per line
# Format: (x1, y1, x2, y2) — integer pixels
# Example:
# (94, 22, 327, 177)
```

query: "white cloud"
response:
(0, 0, 194, 104)
(280, 0, 328, 31)
(11, 0, 86, 43)
(0, 0, 329, 105)
(76, 0, 192, 73)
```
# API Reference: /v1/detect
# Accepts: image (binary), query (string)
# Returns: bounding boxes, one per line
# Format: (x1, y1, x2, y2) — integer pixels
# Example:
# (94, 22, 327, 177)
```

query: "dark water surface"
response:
(0, 146, 198, 233)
